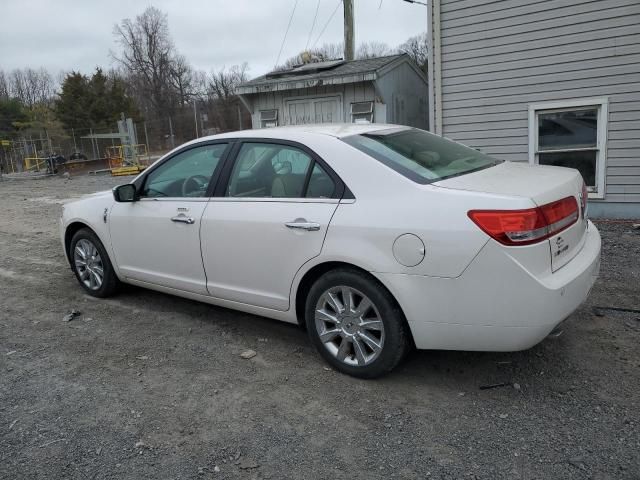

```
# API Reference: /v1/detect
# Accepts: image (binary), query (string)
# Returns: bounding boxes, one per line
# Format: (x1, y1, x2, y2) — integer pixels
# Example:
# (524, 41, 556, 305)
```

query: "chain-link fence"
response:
(0, 99, 251, 175)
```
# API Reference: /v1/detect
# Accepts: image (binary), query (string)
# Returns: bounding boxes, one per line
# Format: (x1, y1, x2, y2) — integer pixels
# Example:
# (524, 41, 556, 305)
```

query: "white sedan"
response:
(60, 124, 601, 378)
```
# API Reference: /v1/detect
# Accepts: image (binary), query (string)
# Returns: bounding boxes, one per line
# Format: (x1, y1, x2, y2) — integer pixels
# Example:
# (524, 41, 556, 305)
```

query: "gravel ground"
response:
(0, 174, 639, 480)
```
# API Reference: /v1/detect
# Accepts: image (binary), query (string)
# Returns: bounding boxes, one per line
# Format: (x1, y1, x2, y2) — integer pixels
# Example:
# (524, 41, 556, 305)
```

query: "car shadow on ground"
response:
(110, 283, 571, 392)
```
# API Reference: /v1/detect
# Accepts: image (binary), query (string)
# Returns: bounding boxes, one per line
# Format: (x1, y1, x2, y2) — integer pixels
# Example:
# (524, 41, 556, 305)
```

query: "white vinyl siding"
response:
(434, 0, 640, 204)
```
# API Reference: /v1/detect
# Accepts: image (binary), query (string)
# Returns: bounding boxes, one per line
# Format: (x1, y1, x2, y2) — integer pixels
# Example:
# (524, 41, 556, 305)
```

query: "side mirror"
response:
(113, 184, 137, 202)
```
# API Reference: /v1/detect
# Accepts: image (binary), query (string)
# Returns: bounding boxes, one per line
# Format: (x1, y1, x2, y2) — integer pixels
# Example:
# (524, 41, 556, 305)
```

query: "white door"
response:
(109, 143, 229, 294)
(201, 141, 341, 311)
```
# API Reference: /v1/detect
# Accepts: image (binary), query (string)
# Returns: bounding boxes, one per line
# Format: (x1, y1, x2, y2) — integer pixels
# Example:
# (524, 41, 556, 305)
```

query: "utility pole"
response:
(193, 99, 199, 138)
(343, 0, 355, 61)
(168, 117, 175, 148)
(143, 121, 150, 152)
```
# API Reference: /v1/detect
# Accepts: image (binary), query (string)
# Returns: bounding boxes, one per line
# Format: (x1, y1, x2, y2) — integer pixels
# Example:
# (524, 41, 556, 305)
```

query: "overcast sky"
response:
(0, 0, 428, 80)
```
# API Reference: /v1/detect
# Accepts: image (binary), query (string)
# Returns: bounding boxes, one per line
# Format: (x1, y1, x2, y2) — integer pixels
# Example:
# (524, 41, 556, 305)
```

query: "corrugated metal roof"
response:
(237, 54, 406, 94)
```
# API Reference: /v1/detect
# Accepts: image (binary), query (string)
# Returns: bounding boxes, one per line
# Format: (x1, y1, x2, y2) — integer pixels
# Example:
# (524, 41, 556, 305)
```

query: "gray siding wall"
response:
(375, 62, 429, 130)
(438, 0, 640, 204)
(247, 82, 377, 128)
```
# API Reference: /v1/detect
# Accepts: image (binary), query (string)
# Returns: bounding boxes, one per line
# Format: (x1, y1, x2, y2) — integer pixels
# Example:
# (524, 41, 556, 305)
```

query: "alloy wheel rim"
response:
(73, 239, 104, 291)
(315, 286, 385, 367)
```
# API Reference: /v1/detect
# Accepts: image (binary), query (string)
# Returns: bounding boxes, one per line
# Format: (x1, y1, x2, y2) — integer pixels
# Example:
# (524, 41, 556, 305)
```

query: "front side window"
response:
(226, 143, 313, 198)
(142, 143, 227, 198)
(530, 99, 607, 197)
(343, 128, 501, 184)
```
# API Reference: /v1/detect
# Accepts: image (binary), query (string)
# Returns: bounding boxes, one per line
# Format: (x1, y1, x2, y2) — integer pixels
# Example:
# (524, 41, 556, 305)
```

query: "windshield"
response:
(343, 128, 502, 184)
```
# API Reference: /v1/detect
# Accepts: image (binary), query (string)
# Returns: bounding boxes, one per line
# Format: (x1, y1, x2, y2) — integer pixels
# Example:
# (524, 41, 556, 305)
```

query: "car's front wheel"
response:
(70, 228, 119, 298)
(305, 268, 410, 378)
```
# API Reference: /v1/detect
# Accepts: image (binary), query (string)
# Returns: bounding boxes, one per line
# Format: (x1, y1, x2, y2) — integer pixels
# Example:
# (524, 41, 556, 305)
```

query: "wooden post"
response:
(343, 0, 355, 61)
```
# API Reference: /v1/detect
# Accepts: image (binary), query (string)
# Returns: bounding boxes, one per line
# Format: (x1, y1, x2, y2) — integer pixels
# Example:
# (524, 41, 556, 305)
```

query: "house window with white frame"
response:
(529, 98, 608, 199)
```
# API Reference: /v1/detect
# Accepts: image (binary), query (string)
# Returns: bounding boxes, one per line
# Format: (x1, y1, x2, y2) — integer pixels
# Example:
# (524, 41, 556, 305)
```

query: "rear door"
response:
(200, 140, 343, 311)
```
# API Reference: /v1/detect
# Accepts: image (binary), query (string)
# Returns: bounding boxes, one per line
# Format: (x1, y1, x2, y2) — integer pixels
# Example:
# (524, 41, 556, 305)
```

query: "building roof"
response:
(237, 54, 415, 95)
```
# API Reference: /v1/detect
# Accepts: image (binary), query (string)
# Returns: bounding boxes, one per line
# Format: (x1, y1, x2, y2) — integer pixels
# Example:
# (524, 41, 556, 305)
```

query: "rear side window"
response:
(306, 163, 335, 198)
(343, 128, 501, 184)
(226, 143, 313, 198)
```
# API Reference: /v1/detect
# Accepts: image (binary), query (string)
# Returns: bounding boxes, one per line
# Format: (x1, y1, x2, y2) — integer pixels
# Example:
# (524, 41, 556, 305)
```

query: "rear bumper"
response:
(375, 220, 601, 351)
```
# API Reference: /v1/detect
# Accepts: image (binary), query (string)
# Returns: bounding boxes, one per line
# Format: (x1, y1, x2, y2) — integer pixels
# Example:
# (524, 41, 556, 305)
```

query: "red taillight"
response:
(468, 196, 579, 246)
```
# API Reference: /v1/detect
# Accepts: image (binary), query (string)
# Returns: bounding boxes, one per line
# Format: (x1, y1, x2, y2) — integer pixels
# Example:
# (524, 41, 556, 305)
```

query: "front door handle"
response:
(171, 214, 195, 225)
(285, 220, 321, 231)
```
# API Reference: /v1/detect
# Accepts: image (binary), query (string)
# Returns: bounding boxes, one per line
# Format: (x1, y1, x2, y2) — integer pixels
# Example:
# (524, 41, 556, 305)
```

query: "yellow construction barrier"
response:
(108, 144, 150, 176)
(24, 157, 49, 171)
(111, 165, 147, 176)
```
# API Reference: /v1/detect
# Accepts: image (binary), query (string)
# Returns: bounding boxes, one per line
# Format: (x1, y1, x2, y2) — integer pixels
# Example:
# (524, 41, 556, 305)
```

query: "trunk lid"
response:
(435, 161, 588, 272)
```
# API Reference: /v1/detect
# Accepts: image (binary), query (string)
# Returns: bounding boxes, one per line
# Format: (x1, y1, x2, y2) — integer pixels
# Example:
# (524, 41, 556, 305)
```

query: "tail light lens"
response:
(468, 196, 579, 246)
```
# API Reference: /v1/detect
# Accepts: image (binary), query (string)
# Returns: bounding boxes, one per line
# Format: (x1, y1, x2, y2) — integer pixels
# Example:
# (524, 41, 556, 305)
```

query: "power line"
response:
(305, 0, 322, 51)
(274, 0, 300, 69)
(311, 0, 343, 50)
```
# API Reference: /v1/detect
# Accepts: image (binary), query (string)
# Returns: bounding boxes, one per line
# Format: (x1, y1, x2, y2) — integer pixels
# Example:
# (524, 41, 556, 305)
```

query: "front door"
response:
(201, 141, 341, 311)
(109, 142, 229, 294)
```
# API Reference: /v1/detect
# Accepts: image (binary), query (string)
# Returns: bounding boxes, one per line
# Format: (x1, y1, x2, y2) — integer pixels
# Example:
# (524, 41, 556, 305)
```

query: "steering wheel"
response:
(181, 175, 209, 197)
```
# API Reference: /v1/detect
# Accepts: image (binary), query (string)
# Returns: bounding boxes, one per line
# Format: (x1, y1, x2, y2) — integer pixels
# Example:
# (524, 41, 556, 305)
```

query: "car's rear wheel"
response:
(70, 228, 119, 298)
(305, 268, 409, 378)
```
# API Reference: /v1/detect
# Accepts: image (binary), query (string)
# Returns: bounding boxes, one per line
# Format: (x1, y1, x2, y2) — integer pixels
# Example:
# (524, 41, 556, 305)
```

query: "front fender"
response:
(61, 194, 120, 278)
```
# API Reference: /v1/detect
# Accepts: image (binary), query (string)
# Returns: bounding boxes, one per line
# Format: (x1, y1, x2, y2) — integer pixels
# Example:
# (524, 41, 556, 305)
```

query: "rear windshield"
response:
(342, 128, 502, 184)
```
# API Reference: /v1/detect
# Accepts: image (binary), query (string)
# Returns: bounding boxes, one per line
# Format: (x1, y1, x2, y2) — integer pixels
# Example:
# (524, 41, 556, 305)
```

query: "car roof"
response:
(198, 123, 410, 142)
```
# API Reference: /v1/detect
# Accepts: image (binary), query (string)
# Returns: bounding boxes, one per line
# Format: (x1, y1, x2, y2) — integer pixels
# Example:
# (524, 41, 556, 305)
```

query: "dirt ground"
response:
(1, 174, 639, 480)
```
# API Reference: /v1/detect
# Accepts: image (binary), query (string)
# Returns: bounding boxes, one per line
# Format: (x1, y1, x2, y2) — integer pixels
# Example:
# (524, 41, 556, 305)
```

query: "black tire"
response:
(69, 228, 120, 298)
(305, 268, 410, 379)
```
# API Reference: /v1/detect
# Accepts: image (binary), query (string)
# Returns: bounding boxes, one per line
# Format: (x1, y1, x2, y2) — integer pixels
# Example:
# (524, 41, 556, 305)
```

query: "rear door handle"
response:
(285, 220, 321, 231)
(171, 215, 195, 225)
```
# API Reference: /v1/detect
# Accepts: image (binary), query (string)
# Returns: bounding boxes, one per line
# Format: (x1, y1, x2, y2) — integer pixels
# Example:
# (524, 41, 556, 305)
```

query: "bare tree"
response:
(204, 64, 249, 132)
(191, 70, 208, 100)
(168, 54, 195, 106)
(8, 69, 27, 104)
(206, 64, 248, 100)
(398, 33, 428, 73)
(112, 6, 184, 116)
(0, 71, 8, 100)
(5, 68, 54, 107)
(26, 68, 55, 106)
(356, 41, 393, 59)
